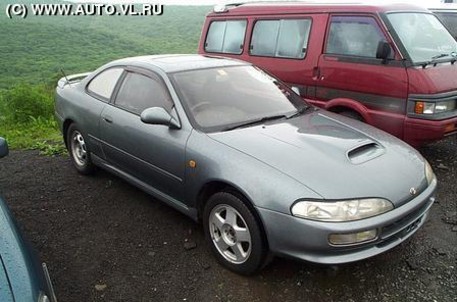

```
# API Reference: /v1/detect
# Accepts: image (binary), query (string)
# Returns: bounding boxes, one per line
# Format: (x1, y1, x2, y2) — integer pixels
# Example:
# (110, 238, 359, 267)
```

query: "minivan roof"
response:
(208, 1, 429, 16)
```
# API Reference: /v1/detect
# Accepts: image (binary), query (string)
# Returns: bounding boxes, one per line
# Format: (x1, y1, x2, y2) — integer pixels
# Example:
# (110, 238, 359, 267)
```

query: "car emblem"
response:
(410, 187, 417, 196)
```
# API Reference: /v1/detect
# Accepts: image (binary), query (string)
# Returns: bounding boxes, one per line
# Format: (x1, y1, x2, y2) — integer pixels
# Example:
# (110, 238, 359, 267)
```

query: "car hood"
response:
(209, 110, 426, 207)
(0, 197, 39, 301)
(0, 257, 14, 302)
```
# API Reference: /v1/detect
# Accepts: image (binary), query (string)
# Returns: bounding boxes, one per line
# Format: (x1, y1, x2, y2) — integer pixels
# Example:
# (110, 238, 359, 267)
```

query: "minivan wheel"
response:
(203, 191, 268, 275)
(67, 124, 95, 175)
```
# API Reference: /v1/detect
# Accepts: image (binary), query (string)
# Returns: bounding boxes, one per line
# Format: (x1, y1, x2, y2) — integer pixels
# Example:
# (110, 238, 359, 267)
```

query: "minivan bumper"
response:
(404, 115, 457, 146)
(257, 178, 436, 264)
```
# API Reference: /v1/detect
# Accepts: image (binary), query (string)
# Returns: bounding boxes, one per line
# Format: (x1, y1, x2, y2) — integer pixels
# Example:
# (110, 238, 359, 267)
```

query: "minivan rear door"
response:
(316, 14, 408, 138)
(244, 14, 328, 99)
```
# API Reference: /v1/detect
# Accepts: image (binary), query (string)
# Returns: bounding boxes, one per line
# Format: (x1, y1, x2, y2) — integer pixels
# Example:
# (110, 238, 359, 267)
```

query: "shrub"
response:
(1, 83, 54, 124)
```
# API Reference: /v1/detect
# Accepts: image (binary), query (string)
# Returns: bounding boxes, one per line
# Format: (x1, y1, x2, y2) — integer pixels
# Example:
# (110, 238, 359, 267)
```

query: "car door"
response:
(316, 14, 408, 138)
(99, 67, 190, 202)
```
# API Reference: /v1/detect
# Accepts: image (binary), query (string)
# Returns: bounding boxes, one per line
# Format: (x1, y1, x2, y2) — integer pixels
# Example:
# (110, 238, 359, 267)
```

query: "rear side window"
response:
(205, 20, 247, 54)
(87, 68, 123, 101)
(326, 16, 387, 58)
(114, 72, 172, 115)
(250, 19, 312, 59)
(434, 12, 457, 38)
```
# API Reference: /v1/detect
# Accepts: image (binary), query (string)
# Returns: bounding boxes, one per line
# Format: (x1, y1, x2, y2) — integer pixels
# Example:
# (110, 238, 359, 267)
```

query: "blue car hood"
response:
(209, 110, 426, 207)
(0, 197, 39, 301)
(0, 257, 14, 302)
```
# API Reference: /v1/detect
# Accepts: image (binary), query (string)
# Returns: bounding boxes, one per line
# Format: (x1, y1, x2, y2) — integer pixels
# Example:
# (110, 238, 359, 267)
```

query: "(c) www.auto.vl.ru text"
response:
(5, 3, 164, 19)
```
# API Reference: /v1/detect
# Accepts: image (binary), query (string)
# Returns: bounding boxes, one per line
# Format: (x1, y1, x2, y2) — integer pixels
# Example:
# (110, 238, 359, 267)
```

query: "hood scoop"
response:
(347, 142, 385, 164)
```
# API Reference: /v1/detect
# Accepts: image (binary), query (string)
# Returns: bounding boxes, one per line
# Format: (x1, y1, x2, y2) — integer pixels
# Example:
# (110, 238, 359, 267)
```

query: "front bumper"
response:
(258, 178, 437, 264)
(404, 115, 457, 146)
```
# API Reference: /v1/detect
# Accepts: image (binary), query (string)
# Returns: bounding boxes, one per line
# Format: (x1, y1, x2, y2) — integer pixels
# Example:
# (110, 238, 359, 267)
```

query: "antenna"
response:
(60, 68, 71, 86)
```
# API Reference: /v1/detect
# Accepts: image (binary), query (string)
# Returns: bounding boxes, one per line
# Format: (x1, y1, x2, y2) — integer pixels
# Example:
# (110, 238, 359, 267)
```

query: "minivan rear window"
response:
(205, 20, 247, 54)
(250, 19, 312, 59)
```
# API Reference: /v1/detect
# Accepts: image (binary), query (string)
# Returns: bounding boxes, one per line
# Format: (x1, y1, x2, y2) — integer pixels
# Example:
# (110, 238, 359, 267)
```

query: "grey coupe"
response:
(55, 55, 437, 275)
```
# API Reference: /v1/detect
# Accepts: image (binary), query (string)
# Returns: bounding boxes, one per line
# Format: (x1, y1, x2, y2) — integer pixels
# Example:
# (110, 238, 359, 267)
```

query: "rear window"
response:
(205, 20, 247, 54)
(87, 68, 123, 101)
(250, 19, 312, 59)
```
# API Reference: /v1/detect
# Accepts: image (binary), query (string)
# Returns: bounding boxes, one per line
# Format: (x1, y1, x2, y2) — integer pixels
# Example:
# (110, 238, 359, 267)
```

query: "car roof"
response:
(111, 54, 249, 73)
(207, 1, 429, 16)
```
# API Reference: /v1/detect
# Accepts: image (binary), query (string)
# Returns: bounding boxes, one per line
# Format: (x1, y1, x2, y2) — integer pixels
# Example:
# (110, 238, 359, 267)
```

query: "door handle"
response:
(103, 116, 113, 123)
(312, 66, 321, 80)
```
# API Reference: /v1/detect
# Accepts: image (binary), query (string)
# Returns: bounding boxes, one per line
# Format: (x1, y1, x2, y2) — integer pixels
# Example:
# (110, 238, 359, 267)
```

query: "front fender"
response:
(184, 131, 323, 215)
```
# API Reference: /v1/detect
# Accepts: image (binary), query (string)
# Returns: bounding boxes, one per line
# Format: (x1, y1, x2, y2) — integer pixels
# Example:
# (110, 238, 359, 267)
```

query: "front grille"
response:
(380, 198, 433, 241)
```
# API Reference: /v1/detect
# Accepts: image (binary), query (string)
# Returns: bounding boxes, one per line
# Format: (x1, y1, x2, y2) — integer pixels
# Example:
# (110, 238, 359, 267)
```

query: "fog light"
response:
(329, 230, 377, 246)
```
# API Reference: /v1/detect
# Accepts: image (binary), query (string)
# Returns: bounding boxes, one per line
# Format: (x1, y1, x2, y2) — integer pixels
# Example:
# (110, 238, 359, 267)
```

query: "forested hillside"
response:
(0, 1, 210, 150)
(0, 2, 209, 88)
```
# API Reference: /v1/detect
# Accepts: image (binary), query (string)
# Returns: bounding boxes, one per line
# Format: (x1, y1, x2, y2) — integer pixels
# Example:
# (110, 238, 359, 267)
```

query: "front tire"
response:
(203, 191, 268, 275)
(67, 124, 95, 175)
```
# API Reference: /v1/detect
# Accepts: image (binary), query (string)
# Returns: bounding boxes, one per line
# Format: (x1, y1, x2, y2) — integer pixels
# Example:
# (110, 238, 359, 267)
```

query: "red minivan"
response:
(198, 2, 457, 146)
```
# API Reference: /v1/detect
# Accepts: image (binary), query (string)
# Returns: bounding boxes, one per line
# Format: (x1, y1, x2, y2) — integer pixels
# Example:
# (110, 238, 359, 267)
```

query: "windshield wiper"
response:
(423, 52, 457, 68)
(431, 53, 451, 60)
(286, 105, 313, 119)
(224, 114, 287, 131)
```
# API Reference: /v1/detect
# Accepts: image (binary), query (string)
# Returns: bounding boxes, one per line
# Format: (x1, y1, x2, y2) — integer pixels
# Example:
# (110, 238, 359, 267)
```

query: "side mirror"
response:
(140, 107, 180, 129)
(376, 41, 392, 64)
(0, 137, 9, 158)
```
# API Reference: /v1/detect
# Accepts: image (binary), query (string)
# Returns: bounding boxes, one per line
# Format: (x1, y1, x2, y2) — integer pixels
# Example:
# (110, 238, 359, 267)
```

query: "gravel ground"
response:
(0, 138, 455, 302)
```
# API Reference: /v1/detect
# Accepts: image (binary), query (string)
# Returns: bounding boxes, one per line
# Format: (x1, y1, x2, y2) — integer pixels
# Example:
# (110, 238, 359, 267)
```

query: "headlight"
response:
(414, 100, 456, 114)
(291, 198, 393, 222)
(38, 292, 50, 302)
(425, 161, 435, 185)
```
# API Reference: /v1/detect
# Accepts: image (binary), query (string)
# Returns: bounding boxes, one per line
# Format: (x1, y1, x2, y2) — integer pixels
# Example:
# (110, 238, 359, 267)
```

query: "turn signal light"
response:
(415, 102, 425, 114)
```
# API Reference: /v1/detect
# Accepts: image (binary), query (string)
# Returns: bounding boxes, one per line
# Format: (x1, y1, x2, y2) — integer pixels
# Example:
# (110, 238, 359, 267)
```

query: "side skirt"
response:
(92, 154, 198, 221)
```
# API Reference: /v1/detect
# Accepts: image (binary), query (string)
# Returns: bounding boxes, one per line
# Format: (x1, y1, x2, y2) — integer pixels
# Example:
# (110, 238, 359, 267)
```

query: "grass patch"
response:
(0, 83, 66, 155)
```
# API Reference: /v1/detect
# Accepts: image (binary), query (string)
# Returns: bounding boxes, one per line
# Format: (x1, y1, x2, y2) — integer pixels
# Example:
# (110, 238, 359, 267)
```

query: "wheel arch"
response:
(62, 118, 75, 148)
(325, 98, 373, 124)
(196, 180, 270, 248)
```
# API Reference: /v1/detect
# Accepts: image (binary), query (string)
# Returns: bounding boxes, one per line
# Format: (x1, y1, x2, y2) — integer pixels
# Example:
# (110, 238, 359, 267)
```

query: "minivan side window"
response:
(250, 19, 312, 59)
(205, 20, 247, 54)
(326, 16, 387, 58)
(114, 72, 172, 115)
(87, 68, 124, 101)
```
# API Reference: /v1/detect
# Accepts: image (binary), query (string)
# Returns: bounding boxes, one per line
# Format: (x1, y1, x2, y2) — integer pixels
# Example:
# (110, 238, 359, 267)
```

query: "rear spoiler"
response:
(57, 72, 92, 88)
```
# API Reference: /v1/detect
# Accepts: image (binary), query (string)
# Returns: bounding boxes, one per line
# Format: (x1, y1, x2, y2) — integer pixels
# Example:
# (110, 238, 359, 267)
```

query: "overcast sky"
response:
(68, 0, 445, 7)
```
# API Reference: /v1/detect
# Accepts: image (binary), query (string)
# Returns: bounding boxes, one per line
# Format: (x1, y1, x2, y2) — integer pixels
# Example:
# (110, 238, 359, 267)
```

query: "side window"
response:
(205, 20, 247, 54)
(250, 19, 312, 59)
(434, 12, 457, 38)
(87, 68, 123, 101)
(326, 16, 388, 58)
(114, 72, 172, 115)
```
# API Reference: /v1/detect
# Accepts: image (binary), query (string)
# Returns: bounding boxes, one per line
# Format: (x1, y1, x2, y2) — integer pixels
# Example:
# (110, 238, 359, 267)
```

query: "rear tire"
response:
(203, 191, 268, 275)
(66, 124, 96, 175)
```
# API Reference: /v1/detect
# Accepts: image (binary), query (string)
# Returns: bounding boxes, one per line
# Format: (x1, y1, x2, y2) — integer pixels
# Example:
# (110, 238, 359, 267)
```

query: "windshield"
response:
(171, 65, 307, 132)
(387, 12, 457, 63)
